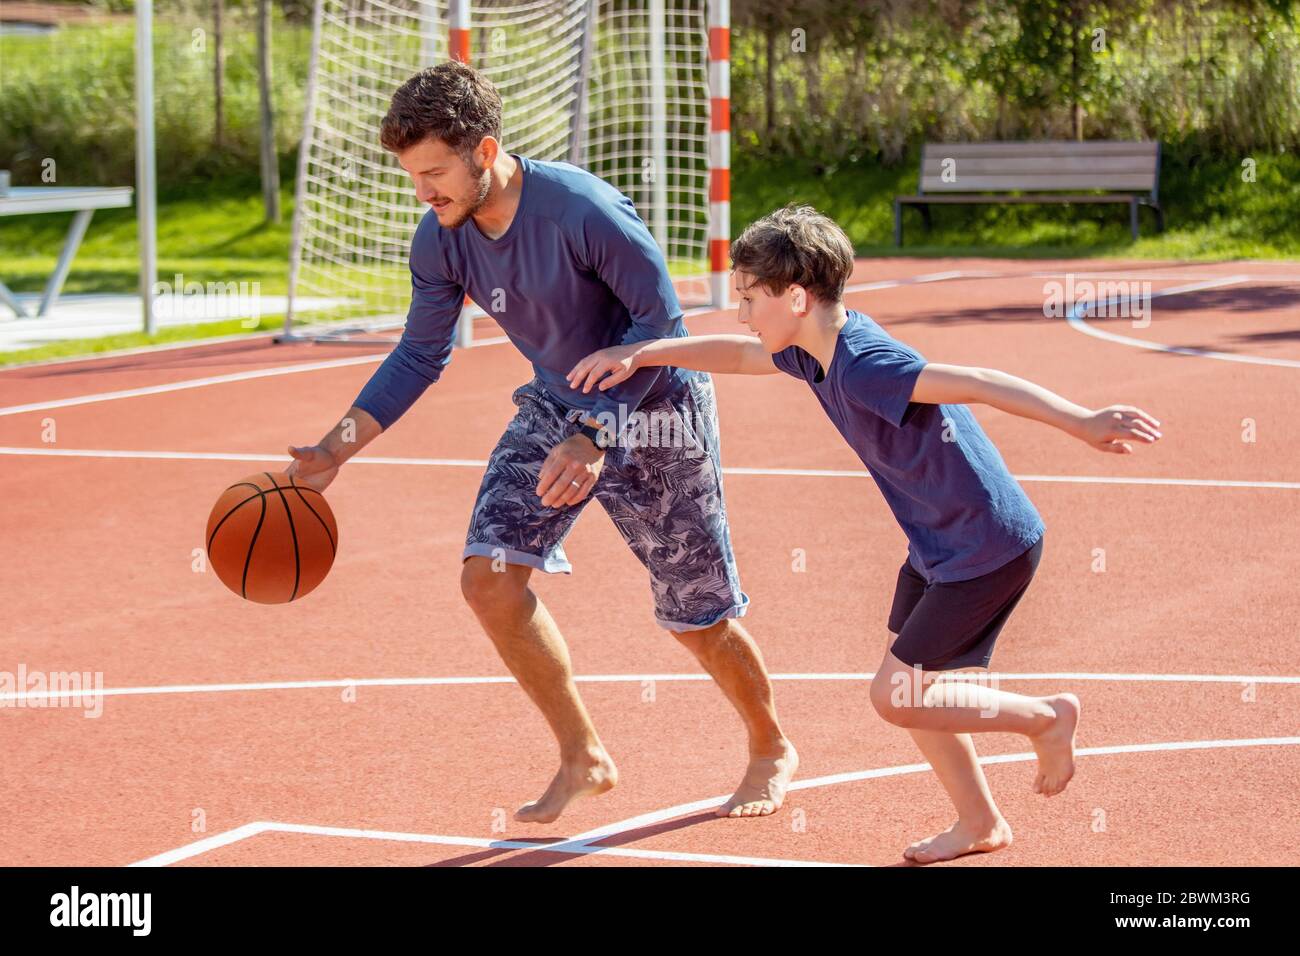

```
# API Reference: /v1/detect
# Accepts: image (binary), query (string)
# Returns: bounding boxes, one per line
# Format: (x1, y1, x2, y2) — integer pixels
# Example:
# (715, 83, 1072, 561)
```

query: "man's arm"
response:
(567, 334, 778, 394)
(910, 363, 1163, 454)
(286, 221, 464, 490)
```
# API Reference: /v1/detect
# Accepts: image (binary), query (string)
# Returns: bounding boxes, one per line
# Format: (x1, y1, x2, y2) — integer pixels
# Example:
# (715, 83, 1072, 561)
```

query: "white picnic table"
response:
(0, 186, 135, 318)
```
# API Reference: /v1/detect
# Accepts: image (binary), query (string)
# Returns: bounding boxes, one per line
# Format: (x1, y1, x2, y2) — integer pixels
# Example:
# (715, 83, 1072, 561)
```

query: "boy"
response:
(566, 203, 1163, 863)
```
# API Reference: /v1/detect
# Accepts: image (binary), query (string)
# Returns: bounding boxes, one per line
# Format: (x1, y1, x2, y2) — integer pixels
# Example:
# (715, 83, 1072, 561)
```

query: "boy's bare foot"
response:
(515, 749, 618, 824)
(1030, 693, 1080, 796)
(716, 740, 799, 817)
(903, 816, 1014, 864)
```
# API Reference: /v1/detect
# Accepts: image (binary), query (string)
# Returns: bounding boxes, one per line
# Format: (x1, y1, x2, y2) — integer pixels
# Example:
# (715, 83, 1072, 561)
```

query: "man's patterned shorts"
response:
(463, 371, 750, 632)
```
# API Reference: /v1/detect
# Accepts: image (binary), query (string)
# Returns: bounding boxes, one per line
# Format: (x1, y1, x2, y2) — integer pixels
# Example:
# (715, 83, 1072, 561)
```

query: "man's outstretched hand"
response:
(286, 445, 340, 492)
(1076, 405, 1163, 455)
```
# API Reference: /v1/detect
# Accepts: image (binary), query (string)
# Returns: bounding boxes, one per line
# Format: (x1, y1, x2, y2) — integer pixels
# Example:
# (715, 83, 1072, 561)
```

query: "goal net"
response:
(281, 0, 729, 347)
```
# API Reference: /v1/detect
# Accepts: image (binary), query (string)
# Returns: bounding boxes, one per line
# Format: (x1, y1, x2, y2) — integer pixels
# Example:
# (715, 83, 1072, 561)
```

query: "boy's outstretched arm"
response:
(911, 363, 1163, 455)
(566, 335, 777, 394)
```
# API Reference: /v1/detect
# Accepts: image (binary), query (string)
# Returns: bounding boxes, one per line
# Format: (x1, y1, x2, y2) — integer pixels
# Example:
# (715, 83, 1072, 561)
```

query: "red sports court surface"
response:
(2, 257, 1298, 867)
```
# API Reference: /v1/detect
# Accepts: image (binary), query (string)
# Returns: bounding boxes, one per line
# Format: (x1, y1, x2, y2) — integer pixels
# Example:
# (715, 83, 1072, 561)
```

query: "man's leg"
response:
(460, 379, 618, 824)
(673, 619, 798, 817)
(595, 373, 797, 818)
(461, 556, 617, 824)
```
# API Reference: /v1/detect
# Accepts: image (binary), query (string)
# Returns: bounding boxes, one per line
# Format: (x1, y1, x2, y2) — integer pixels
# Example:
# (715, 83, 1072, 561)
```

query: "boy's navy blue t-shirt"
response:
(773, 310, 1044, 584)
(351, 154, 692, 434)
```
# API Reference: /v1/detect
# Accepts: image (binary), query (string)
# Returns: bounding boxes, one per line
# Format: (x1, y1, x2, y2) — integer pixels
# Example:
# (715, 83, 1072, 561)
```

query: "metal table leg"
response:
(36, 208, 95, 316)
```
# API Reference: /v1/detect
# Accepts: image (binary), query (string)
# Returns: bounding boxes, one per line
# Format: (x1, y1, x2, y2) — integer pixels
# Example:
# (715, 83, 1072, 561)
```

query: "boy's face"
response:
(397, 135, 493, 229)
(735, 270, 802, 352)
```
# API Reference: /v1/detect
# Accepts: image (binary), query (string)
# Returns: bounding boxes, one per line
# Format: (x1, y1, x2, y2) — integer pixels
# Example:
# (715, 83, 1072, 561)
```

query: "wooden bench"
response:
(893, 141, 1164, 246)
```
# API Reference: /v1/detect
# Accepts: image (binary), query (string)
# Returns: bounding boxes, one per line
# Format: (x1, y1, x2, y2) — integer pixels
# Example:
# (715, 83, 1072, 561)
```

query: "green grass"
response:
(732, 146, 1300, 260)
(3, 148, 1297, 365)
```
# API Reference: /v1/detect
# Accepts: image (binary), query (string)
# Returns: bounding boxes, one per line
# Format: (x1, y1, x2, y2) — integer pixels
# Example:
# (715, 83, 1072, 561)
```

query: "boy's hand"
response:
(566, 343, 641, 394)
(1076, 405, 1162, 455)
(286, 444, 340, 492)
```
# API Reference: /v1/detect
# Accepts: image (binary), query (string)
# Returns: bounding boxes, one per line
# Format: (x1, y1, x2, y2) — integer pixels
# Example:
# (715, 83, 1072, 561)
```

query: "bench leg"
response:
(0, 280, 29, 318)
(38, 209, 95, 317)
(1129, 197, 1139, 241)
(1152, 203, 1165, 233)
(894, 200, 903, 247)
(918, 203, 932, 233)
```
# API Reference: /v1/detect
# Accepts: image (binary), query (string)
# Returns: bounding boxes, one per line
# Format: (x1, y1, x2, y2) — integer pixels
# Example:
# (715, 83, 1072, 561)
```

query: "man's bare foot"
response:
(903, 816, 1013, 864)
(515, 749, 618, 824)
(1029, 693, 1080, 796)
(716, 740, 799, 818)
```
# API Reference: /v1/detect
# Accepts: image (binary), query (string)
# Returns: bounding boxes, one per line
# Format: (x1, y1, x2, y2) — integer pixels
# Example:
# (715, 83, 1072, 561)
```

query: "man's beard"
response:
(440, 162, 493, 230)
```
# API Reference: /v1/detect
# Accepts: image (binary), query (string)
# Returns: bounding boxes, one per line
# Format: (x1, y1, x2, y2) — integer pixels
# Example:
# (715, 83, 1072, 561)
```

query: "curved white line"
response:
(1066, 275, 1300, 368)
(561, 735, 1300, 850)
(5, 670, 1298, 704)
(128, 735, 1300, 866)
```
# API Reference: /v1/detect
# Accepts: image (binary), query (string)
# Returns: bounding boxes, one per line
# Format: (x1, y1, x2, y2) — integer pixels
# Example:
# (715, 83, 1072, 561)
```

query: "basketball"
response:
(205, 472, 338, 604)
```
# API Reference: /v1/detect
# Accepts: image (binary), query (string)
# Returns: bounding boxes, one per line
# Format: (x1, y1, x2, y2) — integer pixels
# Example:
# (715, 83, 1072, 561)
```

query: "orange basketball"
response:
(205, 472, 338, 604)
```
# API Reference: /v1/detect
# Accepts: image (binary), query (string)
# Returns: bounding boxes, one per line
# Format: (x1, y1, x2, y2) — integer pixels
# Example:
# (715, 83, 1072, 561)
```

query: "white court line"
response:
(1067, 275, 1300, 369)
(128, 734, 1300, 867)
(0, 277, 954, 416)
(128, 822, 843, 868)
(7, 670, 1299, 705)
(3, 445, 1298, 490)
(0, 352, 392, 418)
(560, 735, 1300, 850)
(4, 266, 1292, 417)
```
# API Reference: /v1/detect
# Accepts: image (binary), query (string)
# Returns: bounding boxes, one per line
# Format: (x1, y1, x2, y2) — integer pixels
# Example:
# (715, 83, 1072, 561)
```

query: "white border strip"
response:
(5, 266, 1296, 412)
(1066, 275, 1300, 369)
(8, 670, 1298, 705)
(128, 735, 1300, 866)
(560, 735, 1300, 849)
(2, 446, 1297, 490)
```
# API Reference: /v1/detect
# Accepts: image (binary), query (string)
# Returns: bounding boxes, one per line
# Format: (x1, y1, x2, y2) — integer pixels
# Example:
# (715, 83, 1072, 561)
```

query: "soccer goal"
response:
(279, 0, 731, 348)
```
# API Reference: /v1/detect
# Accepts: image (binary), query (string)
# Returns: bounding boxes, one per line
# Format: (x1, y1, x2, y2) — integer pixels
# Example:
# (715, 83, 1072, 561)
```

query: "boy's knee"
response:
(870, 652, 925, 727)
(870, 675, 912, 726)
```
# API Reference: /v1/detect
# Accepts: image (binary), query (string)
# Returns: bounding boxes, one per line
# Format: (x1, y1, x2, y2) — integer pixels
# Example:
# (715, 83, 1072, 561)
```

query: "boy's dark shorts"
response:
(887, 534, 1044, 672)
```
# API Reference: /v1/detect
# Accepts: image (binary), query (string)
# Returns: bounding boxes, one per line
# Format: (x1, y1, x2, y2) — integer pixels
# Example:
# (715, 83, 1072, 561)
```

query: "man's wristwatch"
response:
(578, 421, 614, 450)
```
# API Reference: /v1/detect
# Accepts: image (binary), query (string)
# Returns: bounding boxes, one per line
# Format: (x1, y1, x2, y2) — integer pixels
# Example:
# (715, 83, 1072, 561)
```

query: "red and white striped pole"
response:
(708, 0, 731, 310)
(449, 0, 474, 347)
(448, 0, 471, 64)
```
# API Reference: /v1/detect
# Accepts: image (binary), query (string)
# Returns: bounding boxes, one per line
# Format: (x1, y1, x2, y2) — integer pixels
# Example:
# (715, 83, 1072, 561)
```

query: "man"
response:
(286, 62, 797, 824)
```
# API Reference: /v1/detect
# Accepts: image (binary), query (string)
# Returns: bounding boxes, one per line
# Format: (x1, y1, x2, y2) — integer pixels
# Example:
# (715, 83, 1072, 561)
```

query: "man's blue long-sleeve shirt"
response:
(352, 154, 692, 432)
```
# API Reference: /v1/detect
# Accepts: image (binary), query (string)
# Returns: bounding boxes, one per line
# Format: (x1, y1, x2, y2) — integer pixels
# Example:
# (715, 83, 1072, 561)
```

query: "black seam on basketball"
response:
(241, 488, 268, 600)
(291, 486, 336, 556)
(266, 471, 301, 601)
(207, 487, 270, 552)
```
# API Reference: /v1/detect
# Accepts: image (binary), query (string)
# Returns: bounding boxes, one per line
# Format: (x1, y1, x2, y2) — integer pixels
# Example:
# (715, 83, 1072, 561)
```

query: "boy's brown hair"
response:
(730, 203, 854, 303)
(381, 61, 503, 165)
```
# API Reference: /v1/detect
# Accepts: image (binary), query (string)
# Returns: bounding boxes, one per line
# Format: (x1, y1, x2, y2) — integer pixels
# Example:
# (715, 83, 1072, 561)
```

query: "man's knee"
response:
(460, 556, 530, 613)
(667, 615, 736, 651)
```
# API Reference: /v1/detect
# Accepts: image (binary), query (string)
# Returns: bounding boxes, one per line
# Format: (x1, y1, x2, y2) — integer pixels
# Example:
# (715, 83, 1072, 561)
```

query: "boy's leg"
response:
(461, 557, 616, 824)
(871, 647, 1080, 796)
(871, 632, 1013, 862)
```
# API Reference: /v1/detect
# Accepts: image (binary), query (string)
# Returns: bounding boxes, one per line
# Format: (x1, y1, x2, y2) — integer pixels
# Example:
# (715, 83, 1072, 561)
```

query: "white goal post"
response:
(279, 0, 731, 347)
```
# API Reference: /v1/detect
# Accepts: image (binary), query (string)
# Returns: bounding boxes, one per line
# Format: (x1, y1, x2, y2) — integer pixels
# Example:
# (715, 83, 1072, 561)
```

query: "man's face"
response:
(396, 136, 492, 229)
(735, 270, 802, 352)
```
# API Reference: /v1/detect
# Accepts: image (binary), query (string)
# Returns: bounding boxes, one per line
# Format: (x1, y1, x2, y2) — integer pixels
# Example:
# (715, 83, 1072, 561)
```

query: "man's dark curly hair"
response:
(380, 61, 503, 165)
